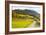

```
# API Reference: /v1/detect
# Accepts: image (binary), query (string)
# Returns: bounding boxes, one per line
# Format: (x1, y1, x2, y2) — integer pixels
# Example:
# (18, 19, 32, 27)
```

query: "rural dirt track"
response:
(27, 21, 37, 28)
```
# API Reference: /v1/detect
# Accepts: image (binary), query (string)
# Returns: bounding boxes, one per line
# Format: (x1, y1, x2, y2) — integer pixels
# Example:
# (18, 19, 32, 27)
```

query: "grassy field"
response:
(12, 14, 34, 28)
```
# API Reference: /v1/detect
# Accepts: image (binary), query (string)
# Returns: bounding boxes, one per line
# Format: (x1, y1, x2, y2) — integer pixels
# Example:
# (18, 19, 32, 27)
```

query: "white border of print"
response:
(9, 4, 43, 32)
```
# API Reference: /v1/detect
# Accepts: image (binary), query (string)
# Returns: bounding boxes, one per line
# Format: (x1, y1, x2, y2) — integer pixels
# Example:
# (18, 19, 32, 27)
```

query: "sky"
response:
(11, 4, 42, 14)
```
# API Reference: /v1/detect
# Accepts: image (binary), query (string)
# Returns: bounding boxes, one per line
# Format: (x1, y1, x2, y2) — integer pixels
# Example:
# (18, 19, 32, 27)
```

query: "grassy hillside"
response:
(12, 14, 34, 28)
(12, 9, 40, 28)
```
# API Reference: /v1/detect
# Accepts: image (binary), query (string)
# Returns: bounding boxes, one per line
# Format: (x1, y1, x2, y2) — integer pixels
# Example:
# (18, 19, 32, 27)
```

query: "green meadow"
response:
(12, 14, 34, 28)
